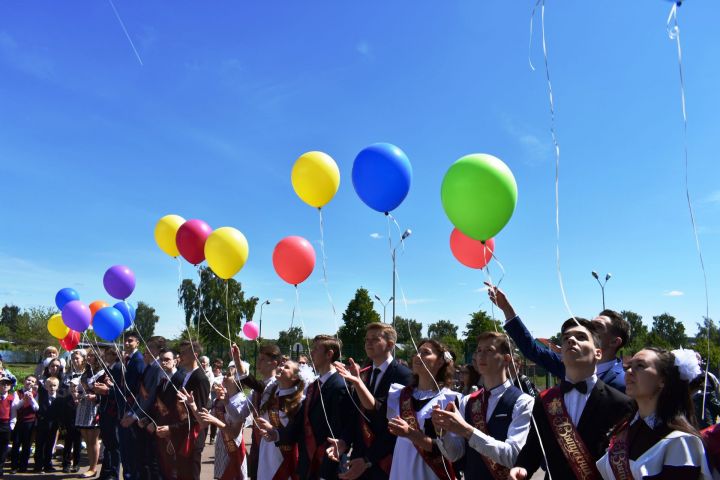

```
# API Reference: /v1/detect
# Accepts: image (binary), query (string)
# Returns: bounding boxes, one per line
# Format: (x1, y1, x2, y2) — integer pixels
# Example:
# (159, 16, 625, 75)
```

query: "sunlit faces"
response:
(45, 378, 60, 394)
(124, 336, 140, 354)
(591, 315, 614, 352)
(412, 342, 443, 377)
(0, 381, 11, 394)
(364, 331, 392, 361)
(104, 348, 119, 365)
(71, 352, 85, 370)
(310, 342, 333, 370)
(159, 352, 176, 373)
(257, 353, 279, 378)
(561, 325, 602, 367)
(276, 360, 300, 389)
(222, 376, 240, 398)
(473, 339, 509, 376)
(47, 360, 62, 375)
(624, 350, 663, 400)
(24, 376, 37, 390)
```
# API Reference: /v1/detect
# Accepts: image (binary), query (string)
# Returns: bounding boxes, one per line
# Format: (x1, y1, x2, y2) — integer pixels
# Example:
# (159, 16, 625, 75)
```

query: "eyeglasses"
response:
(160, 357, 174, 363)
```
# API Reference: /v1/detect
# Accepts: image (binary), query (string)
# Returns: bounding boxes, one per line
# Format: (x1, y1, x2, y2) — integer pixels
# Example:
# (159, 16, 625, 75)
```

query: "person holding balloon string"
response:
(94, 346, 125, 480)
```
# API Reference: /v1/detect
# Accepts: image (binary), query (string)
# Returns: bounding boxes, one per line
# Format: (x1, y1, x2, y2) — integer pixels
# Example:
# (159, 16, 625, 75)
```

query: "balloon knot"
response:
(384, 212, 389, 216)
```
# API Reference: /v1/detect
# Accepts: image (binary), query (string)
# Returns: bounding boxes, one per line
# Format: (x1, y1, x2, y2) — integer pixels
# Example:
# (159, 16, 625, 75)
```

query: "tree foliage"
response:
(134, 301, 159, 341)
(693, 317, 720, 373)
(647, 313, 687, 349)
(277, 327, 305, 356)
(394, 315, 423, 345)
(622, 310, 648, 355)
(338, 288, 380, 359)
(428, 320, 458, 340)
(178, 267, 259, 361)
(1, 305, 20, 333)
(463, 310, 502, 343)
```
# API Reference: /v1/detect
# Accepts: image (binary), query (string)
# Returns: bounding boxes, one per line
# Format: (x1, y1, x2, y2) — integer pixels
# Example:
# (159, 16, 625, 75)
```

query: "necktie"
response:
(368, 368, 381, 394)
(560, 380, 588, 394)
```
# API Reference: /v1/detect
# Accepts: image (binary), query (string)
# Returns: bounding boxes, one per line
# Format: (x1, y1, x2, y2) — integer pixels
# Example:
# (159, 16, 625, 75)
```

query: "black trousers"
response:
(10, 421, 34, 470)
(99, 417, 120, 480)
(62, 425, 82, 467)
(175, 428, 206, 480)
(0, 422, 11, 475)
(135, 425, 160, 480)
(35, 421, 59, 469)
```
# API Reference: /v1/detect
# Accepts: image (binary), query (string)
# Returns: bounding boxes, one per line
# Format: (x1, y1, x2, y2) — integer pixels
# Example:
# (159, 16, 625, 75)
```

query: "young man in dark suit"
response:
(118, 331, 146, 480)
(329, 322, 413, 480)
(34, 376, 63, 472)
(155, 340, 210, 480)
(508, 318, 634, 480)
(488, 283, 629, 393)
(274, 334, 351, 480)
(94, 346, 125, 480)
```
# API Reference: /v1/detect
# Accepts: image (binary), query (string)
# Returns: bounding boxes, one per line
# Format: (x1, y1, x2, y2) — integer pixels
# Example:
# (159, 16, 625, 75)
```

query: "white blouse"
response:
(386, 384, 461, 480)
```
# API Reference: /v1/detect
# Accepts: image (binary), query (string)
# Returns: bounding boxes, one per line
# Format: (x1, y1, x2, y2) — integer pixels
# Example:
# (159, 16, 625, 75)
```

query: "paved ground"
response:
(6, 427, 545, 479)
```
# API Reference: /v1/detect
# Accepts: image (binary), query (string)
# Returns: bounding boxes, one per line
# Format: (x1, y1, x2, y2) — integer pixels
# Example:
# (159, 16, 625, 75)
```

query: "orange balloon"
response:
(89, 301, 109, 322)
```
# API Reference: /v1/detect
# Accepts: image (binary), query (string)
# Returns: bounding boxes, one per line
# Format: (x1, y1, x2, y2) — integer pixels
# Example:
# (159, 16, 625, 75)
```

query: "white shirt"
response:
(564, 374, 598, 426)
(317, 367, 336, 386)
(437, 380, 535, 468)
(368, 356, 393, 394)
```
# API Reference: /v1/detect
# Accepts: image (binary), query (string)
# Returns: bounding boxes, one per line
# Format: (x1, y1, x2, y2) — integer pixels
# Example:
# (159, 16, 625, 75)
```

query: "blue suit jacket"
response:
(504, 315, 626, 392)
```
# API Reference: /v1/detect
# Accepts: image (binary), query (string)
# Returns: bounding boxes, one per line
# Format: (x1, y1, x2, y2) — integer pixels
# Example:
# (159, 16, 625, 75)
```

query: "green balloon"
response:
(441, 154, 518, 241)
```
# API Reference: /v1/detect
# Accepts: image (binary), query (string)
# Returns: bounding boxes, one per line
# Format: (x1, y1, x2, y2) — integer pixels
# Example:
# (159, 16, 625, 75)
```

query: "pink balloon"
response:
(272, 236, 316, 285)
(176, 219, 212, 265)
(450, 228, 495, 269)
(243, 321, 260, 340)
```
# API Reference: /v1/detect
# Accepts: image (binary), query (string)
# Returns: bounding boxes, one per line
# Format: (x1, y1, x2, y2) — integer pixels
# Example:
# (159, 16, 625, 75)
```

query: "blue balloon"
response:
(55, 288, 80, 311)
(93, 307, 125, 342)
(114, 302, 136, 330)
(352, 143, 412, 213)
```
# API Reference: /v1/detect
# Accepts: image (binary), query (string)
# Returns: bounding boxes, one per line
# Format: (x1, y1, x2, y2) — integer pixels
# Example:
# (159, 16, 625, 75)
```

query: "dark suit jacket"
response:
(168, 368, 210, 439)
(123, 350, 146, 404)
(99, 363, 125, 420)
(153, 370, 185, 425)
(36, 386, 64, 424)
(505, 316, 626, 392)
(279, 371, 351, 480)
(134, 360, 163, 421)
(515, 379, 634, 479)
(348, 359, 413, 479)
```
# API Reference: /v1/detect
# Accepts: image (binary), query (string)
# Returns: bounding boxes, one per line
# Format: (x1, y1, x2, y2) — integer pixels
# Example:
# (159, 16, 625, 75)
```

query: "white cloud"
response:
(501, 114, 551, 165)
(474, 286, 490, 293)
(663, 290, 684, 297)
(271, 298, 285, 304)
(703, 191, 720, 205)
(356, 41, 372, 59)
(369, 233, 382, 239)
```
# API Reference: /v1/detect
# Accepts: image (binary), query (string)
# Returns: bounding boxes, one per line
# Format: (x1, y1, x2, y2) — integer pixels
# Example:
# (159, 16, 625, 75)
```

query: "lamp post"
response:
(374, 295, 394, 324)
(591, 271, 612, 310)
(254, 299, 270, 375)
(392, 229, 412, 327)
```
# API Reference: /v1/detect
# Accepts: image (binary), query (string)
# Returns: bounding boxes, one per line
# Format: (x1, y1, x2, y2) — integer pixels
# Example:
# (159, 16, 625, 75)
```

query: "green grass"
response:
(7, 363, 37, 382)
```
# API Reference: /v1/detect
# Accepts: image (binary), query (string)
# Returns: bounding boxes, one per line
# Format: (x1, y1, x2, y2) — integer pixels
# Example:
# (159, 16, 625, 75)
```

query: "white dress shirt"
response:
(564, 374, 598, 426)
(437, 379, 534, 468)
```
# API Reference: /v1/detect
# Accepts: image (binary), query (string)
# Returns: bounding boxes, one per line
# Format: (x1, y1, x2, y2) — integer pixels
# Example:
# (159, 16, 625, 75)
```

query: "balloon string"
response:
(666, 2, 711, 419)
(107, 0, 144, 66)
(317, 209, 370, 423)
(177, 256, 183, 285)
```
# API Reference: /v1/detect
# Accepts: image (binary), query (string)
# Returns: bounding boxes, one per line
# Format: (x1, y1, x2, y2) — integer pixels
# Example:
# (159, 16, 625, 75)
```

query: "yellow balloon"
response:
(204, 227, 249, 280)
(154, 214, 185, 257)
(48, 313, 69, 339)
(291, 151, 340, 208)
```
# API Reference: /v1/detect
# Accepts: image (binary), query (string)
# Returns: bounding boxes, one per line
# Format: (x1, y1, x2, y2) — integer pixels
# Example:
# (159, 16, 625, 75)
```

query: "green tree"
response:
(693, 317, 720, 373)
(394, 316, 423, 345)
(463, 310, 502, 343)
(1, 305, 20, 333)
(338, 288, 380, 359)
(647, 313, 687, 349)
(14, 306, 56, 347)
(178, 267, 259, 362)
(622, 310, 648, 355)
(134, 301, 159, 341)
(277, 326, 305, 355)
(428, 320, 458, 340)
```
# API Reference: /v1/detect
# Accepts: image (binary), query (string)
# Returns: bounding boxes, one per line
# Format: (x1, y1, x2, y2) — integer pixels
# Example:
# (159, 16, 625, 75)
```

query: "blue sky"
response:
(1, 1, 718, 343)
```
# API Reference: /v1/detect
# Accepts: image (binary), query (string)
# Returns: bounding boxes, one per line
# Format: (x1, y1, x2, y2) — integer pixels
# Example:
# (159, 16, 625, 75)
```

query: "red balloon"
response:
(176, 219, 212, 265)
(60, 330, 80, 351)
(450, 228, 495, 269)
(272, 236, 316, 285)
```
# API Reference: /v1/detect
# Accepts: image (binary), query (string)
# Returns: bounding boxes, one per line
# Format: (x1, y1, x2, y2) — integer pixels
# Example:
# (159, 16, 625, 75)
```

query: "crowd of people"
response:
(0, 285, 718, 479)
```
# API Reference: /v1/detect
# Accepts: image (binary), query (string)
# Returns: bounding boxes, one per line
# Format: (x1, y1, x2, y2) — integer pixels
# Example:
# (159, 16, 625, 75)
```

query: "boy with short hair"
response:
(34, 377, 62, 473)
(10, 375, 38, 473)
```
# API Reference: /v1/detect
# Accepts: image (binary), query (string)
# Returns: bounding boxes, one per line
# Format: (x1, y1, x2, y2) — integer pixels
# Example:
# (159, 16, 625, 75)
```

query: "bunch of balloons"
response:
(49, 265, 138, 347)
(154, 215, 249, 280)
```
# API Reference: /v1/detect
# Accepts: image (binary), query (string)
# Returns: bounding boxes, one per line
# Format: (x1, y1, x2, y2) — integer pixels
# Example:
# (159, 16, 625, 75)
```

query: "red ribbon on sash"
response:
(607, 422, 633, 480)
(398, 386, 455, 480)
(303, 381, 327, 477)
(357, 368, 392, 474)
(539, 387, 600, 480)
(269, 399, 299, 480)
(466, 389, 509, 480)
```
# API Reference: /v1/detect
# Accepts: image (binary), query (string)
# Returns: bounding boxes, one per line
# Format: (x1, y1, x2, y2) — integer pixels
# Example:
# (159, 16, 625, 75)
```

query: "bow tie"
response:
(560, 380, 588, 394)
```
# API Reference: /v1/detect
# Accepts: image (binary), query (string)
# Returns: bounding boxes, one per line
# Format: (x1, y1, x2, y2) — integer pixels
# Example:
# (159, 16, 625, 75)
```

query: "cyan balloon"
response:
(93, 307, 125, 342)
(114, 302, 136, 330)
(352, 143, 412, 213)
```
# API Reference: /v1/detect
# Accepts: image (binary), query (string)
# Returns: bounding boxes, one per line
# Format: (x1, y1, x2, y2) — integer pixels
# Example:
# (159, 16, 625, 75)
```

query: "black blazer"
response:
(279, 371, 351, 480)
(348, 359, 413, 480)
(168, 368, 210, 437)
(154, 369, 185, 425)
(516, 379, 635, 479)
(37, 386, 64, 424)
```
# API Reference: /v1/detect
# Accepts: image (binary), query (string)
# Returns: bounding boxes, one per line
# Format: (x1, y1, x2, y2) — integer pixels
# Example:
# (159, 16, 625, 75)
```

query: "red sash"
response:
(398, 386, 455, 480)
(539, 387, 600, 480)
(303, 381, 327, 477)
(607, 423, 633, 480)
(466, 389, 509, 480)
(217, 409, 247, 480)
(358, 368, 392, 474)
(269, 404, 299, 480)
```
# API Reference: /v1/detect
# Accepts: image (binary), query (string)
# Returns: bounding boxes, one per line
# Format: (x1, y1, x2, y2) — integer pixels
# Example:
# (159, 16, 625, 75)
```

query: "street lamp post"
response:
(392, 229, 412, 328)
(374, 295, 394, 324)
(591, 271, 612, 310)
(254, 299, 270, 375)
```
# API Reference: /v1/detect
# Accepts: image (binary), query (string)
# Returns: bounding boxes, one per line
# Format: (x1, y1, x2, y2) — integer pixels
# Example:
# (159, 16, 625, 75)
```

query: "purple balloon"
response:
(61, 300, 91, 332)
(103, 265, 136, 300)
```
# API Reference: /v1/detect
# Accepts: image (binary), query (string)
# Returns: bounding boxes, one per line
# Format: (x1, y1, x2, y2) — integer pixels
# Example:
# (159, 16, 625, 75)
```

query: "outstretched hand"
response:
(485, 282, 515, 319)
(334, 360, 361, 385)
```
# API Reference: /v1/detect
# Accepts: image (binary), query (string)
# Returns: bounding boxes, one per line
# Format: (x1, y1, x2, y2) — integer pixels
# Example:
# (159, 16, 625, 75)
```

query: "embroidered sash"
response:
(216, 408, 247, 480)
(303, 381, 327, 477)
(357, 367, 392, 474)
(267, 395, 299, 480)
(539, 387, 600, 480)
(607, 423, 633, 480)
(398, 386, 455, 480)
(466, 389, 509, 480)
